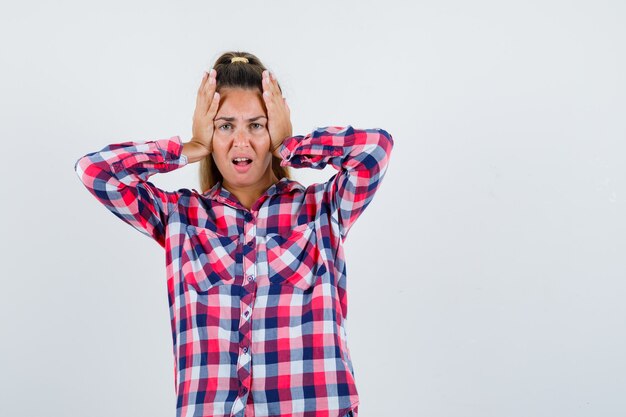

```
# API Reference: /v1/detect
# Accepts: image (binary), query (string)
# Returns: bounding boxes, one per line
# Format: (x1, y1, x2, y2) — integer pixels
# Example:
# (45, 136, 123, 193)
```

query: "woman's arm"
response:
(260, 70, 394, 240)
(73, 136, 188, 248)
(74, 71, 219, 247)
(278, 126, 394, 242)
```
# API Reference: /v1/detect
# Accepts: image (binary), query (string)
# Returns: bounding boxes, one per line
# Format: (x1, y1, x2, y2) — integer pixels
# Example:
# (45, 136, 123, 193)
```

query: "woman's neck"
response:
(222, 172, 280, 210)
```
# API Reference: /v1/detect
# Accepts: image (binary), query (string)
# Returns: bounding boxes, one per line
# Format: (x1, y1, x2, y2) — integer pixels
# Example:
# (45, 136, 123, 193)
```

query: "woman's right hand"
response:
(190, 69, 220, 155)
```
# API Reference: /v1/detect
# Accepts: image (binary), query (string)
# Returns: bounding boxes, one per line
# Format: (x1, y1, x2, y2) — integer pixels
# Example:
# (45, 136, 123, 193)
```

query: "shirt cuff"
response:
(278, 135, 302, 162)
(155, 135, 188, 165)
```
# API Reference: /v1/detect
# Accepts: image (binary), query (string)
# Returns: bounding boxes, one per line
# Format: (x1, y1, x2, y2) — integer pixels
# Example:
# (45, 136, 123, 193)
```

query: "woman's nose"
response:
(233, 129, 251, 147)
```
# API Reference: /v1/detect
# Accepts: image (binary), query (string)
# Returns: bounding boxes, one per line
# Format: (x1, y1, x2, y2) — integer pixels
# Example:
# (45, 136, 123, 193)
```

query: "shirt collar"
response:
(198, 177, 306, 208)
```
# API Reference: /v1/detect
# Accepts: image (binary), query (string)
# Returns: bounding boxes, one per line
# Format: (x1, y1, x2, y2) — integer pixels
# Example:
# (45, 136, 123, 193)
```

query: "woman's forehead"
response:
(217, 87, 266, 117)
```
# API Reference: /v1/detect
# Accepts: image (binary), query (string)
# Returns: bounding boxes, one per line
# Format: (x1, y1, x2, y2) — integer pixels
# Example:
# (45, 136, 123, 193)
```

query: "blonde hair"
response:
(199, 51, 291, 193)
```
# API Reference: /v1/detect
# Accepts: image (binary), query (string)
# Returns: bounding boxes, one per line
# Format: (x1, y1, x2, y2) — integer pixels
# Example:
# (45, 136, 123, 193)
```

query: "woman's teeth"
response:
(233, 158, 252, 165)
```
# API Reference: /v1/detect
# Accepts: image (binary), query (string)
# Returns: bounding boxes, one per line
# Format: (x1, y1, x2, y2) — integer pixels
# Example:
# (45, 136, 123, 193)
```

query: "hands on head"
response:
(262, 70, 292, 156)
(190, 68, 292, 158)
(190, 69, 220, 155)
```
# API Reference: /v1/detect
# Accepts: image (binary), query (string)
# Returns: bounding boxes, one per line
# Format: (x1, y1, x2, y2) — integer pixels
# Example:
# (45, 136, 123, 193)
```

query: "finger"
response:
(206, 92, 220, 117)
(262, 71, 272, 97)
(199, 72, 208, 91)
(197, 71, 209, 93)
(204, 69, 217, 96)
(267, 71, 278, 95)
(195, 95, 207, 115)
(262, 91, 274, 115)
(262, 78, 274, 107)
(264, 70, 280, 98)
(200, 77, 217, 115)
(198, 68, 214, 94)
(196, 69, 215, 112)
(269, 71, 283, 96)
(264, 83, 281, 108)
(196, 73, 209, 108)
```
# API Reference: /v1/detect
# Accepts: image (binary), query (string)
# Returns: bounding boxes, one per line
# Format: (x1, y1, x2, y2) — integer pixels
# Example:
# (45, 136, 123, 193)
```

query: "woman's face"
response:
(211, 87, 276, 190)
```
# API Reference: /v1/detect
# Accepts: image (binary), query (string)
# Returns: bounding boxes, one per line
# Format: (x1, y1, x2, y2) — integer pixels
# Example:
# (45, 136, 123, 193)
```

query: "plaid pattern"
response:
(74, 126, 393, 417)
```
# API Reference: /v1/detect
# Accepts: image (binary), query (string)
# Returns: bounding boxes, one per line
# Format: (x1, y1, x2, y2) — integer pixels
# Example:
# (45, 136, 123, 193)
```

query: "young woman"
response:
(74, 51, 393, 417)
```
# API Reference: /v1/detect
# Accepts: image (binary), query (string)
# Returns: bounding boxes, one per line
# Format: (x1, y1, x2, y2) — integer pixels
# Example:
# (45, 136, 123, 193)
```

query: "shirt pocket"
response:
(265, 221, 320, 291)
(181, 224, 239, 293)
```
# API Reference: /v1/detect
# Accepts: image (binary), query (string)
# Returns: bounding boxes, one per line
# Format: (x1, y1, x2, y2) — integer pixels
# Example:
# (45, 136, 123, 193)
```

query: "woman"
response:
(74, 51, 393, 417)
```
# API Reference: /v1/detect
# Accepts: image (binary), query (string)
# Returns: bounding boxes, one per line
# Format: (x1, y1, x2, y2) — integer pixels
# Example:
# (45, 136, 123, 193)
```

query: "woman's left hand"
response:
(262, 70, 292, 157)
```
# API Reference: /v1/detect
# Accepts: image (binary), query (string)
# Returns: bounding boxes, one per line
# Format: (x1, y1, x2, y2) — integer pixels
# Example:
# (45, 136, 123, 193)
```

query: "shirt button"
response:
(247, 275, 255, 282)
(244, 311, 249, 317)
(241, 387, 248, 394)
(242, 346, 248, 353)
(247, 240, 254, 247)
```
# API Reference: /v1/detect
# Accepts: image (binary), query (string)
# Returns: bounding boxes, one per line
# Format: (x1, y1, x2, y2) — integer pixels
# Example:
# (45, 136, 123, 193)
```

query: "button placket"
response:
(245, 232, 255, 251)
(242, 217, 257, 288)
(236, 210, 256, 404)
(242, 306, 252, 319)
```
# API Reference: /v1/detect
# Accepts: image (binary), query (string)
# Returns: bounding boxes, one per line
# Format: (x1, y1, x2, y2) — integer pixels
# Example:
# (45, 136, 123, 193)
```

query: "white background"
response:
(1, 1, 625, 416)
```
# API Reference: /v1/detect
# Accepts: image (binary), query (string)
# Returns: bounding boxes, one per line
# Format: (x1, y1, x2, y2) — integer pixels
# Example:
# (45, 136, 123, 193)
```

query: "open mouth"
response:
(232, 157, 253, 166)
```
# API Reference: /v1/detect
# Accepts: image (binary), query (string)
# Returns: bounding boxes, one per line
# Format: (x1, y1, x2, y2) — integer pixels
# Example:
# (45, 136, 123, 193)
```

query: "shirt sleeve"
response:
(278, 126, 394, 242)
(73, 135, 188, 248)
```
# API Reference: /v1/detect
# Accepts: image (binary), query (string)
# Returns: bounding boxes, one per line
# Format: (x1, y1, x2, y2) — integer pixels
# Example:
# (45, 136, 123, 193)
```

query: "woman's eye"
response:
(251, 123, 264, 129)
(218, 124, 232, 131)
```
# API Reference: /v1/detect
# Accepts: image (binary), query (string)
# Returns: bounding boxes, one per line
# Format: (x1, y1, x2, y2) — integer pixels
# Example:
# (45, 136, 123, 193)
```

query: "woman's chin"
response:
(223, 162, 274, 188)
(224, 173, 260, 187)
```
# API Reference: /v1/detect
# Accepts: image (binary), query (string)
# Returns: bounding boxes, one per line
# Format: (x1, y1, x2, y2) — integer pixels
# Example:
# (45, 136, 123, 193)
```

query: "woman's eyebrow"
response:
(214, 116, 267, 122)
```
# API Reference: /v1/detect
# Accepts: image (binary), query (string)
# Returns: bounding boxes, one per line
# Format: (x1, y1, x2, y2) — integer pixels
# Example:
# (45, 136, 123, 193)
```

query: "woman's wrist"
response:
(182, 140, 211, 164)
(271, 142, 282, 159)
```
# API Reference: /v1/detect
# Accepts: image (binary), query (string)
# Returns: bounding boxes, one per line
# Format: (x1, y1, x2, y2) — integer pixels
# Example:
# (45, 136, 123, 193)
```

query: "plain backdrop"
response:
(1, 1, 625, 416)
